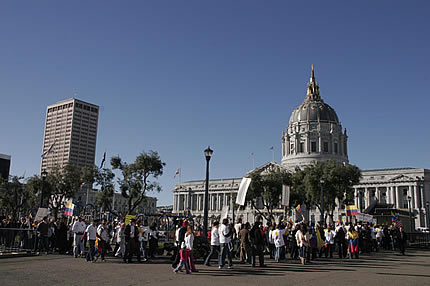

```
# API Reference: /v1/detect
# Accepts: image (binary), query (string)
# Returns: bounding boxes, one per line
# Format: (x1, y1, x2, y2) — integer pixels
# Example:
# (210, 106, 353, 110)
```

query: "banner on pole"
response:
(235, 177, 251, 206)
(221, 205, 229, 220)
(281, 185, 290, 206)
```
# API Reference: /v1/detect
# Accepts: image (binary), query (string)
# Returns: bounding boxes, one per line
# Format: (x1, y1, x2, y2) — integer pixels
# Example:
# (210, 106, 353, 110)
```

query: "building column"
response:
(354, 188, 358, 206)
(393, 186, 398, 208)
(173, 194, 178, 213)
(375, 187, 380, 202)
(364, 187, 369, 209)
(396, 186, 402, 209)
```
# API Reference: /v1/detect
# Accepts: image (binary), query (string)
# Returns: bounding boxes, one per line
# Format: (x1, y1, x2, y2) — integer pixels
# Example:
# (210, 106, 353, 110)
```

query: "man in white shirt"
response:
(139, 220, 149, 261)
(97, 219, 110, 261)
(84, 220, 98, 262)
(72, 217, 86, 258)
(324, 225, 336, 258)
(218, 218, 233, 269)
(204, 221, 220, 266)
(233, 218, 242, 258)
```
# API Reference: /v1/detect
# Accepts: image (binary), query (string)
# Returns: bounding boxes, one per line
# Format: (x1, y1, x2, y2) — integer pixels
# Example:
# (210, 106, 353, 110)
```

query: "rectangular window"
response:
(334, 143, 338, 154)
(323, 142, 329, 153)
(311, 142, 317, 152)
(299, 142, 304, 153)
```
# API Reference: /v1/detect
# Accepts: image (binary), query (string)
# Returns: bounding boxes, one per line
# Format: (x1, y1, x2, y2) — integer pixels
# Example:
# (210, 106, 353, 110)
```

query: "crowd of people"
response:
(0, 214, 409, 273)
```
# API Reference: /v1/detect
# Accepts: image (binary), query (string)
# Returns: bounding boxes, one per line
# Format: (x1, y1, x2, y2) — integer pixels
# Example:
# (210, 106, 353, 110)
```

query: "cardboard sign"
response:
(125, 214, 136, 225)
(35, 208, 49, 221)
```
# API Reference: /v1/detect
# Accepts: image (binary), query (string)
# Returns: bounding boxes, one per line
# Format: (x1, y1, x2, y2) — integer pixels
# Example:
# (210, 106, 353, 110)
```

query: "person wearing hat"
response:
(124, 218, 141, 263)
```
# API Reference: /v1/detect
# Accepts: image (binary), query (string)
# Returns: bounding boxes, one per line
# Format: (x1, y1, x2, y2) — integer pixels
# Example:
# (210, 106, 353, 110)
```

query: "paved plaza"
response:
(1, 250, 429, 286)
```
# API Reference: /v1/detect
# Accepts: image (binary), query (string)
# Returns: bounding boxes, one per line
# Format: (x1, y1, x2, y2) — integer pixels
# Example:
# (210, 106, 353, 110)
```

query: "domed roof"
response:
(289, 101, 339, 124)
(289, 65, 339, 125)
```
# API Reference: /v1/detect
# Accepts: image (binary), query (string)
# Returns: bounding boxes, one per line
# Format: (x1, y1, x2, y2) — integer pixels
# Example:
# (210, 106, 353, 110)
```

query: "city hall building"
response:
(172, 67, 430, 229)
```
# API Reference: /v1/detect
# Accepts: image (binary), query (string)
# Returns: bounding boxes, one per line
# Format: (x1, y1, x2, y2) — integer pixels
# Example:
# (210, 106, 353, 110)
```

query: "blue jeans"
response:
(219, 243, 232, 267)
(275, 246, 285, 262)
(140, 241, 148, 258)
(87, 239, 95, 261)
(204, 245, 220, 265)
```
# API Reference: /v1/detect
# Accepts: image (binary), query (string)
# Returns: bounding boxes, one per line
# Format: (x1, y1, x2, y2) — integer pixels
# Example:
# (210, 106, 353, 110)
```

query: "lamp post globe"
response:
(203, 146, 213, 239)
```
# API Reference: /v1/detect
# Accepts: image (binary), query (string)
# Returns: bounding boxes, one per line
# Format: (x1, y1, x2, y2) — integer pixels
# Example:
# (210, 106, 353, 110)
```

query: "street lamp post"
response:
(426, 201, 430, 229)
(320, 178, 324, 225)
(40, 170, 48, 208)
(408, 196, 413, 233)
(203, 146, 213, 239)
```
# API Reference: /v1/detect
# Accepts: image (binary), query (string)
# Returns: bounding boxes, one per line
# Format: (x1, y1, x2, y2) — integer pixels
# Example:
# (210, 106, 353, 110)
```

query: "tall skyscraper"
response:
(0, 153, 11, 179)
(41, 98, 99, 173)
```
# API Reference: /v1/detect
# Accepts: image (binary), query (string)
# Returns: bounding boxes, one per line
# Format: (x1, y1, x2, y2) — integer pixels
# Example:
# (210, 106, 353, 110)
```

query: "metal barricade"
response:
(0, 228, 39, 256)
(407, 232, 430, 248)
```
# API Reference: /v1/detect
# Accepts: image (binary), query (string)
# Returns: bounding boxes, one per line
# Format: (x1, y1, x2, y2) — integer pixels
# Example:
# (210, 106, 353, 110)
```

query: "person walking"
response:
(239, 223, 251, 263)
(204, 221, 220, 266)
(295, 224, 307, 265)
(124, 219, 141, 263)
(84, 220, 97, 262)
(324, 225, 335, 258)
(172, 220, 188, 268)
(218, 218, 233, 269)
(347, 226, 359, 259)
(273, 223, 287, 262)
(37, 217, 50, 255)
(72, 217, 86, 258)
(115, 222, 126, 257)
(335, 223, 346, 259)
(250, 221, 265, 267)
(96, 219, 110, 261)
(396, 226, 408, 255)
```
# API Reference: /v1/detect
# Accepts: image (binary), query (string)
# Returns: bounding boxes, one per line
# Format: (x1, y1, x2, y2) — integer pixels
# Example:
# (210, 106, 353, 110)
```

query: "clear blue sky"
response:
(1, 1, 429, 205)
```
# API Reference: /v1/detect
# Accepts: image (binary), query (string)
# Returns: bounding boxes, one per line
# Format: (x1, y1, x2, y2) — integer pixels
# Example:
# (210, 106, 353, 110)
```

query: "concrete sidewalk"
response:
(0, 250, 429, 286)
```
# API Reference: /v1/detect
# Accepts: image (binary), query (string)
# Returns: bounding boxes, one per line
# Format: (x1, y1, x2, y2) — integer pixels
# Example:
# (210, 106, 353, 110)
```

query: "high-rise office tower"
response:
(41, 98, 99, 173)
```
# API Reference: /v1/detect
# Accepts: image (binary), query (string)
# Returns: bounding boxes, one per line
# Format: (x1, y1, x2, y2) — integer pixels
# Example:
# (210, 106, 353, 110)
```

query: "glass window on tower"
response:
(311, 142, 317, 152)
(323, 142, 329, 153)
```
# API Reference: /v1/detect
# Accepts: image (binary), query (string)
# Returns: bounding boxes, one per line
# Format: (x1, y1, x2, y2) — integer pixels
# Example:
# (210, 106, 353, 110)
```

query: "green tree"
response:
(46, 164, 86, 220)
(245, 169, 291, 221)
(94, 168, 115, 212)
(0, 176, 35, 219)
(111, 151, 165, 215)
(299, 160, 361, 223)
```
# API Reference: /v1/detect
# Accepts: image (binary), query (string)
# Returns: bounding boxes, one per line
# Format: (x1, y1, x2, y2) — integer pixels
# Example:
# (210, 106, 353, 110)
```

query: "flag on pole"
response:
(391, 216, 403, 228)
(100, 151, 106, 169)
(64, 201, 75, 217)
(345, 205, 358, 216)
(174, 168, 180, 179)
(41, 141, 56, 158)
(296, 204, 302, 213)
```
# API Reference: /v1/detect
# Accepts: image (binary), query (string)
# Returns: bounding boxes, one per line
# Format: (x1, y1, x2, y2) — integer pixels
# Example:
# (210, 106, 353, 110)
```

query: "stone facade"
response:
(353, 168, 429, 228)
